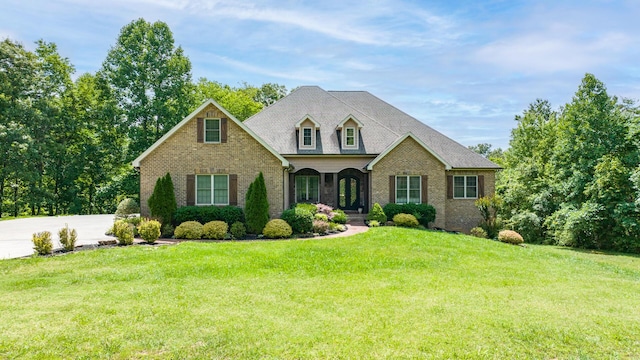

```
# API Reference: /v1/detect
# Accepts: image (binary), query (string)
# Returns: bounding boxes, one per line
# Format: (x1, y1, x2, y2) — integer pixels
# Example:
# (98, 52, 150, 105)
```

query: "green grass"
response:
(1, 228, 639, 359)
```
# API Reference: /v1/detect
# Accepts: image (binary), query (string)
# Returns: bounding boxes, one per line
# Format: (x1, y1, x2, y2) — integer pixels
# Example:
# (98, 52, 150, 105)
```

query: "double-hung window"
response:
(302, 127, 313, 147)
(396, 175, 421, 204)
(453, 175, 477, 199)
(204, 118, 220, 143)
(295, 175, 319, 203)
(345, 127, 356, 147)
(196, 174, 228, 205)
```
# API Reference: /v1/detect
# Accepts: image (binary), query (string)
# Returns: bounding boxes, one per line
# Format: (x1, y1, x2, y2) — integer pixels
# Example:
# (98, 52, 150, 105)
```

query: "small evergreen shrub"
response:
(148, 173, 177, 225)
(368, 220, 381, 227)
(281, 208, 314, 233)
(113, 220, 134, 245)
(161, 223, 175, 238)
(314, 213, 329, 222)
(393, 213, 419, 228)
(139, 219, 161, 244)
(295, 203, 318, 214)
(173, 206, 244, 225)
(312, 219, 330, 234)
(245, 172, 270, 234)
(230, 222, 246, 239)
(218, 206, 245, 225)
(174, 221, 203, 240)
(498, 230, 524, 245)
(329, 223, 347, 232)
(470, 227, 488, 238)
(32, 231, 53, 255)
(262, 219, 293, 239)
(202, 221, 228, 240)
(331, 209, 348, 224)
(115, 198, 139, 219)
(383, 203, 435, 227)
(58, 224, 77, 251)
(367, 203, 387, 224)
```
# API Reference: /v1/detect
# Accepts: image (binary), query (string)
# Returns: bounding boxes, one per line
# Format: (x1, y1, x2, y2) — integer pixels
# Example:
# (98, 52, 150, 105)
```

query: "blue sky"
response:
(2, 0, 639, 150)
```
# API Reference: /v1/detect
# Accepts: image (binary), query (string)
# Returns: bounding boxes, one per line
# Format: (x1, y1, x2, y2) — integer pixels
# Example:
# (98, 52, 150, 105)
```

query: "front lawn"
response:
(1, 228, 639, 359)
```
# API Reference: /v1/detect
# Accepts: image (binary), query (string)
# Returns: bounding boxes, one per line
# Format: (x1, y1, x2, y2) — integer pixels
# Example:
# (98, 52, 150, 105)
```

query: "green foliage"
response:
(174, 221, 204, 240)
(32, 231, 53, 255)
(368, 220, 381, 227)
(230, 222, 246, 240)
(173, 206, 244, 225)
(367, 203, 387, 224)
(161, 223, 175, 238)
(138, 219, 161, 244)
(115, 198, 139, 219)
(262, 219, 292, 239)
(312, 219, 330, 234)
(294, 203, 318, 214)
(147, 173, 177, 225)
(245, 172, 269, 234)
(281, 208, 313, 234)
(330, 209, 348, 224)
(498, 230, 524, 245)
(194, 79, 263, 121)
(470, 227, 488, 239)
(314, 213, 329, 222)
(113, 220, 134, 245)
(58, 224, 77, 251)
(202, 221, 228, 240)
(506, 212, 543, 244)
(393, 213, 419, 228)
(546, 203, 605, 248)
(217, 206, 245, 225)
(475, 195, 503, 238)
(382, 203, 435, 227)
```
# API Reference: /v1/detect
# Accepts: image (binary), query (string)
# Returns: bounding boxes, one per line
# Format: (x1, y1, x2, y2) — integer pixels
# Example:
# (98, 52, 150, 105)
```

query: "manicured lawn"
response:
(1, 228, 639, 359)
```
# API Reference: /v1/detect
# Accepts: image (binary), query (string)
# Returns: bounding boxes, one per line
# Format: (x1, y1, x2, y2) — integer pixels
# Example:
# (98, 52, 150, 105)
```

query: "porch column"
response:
(319, 172, 325, 204)
(333, 173, 338, 208)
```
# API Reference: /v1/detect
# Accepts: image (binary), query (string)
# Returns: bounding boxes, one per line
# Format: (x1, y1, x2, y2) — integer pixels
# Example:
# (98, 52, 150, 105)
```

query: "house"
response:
(133, 86, 500, 232)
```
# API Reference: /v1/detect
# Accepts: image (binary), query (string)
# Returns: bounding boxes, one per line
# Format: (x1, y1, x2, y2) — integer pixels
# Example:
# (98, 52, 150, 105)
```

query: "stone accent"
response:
(139, 103, 285, 218)
(444, 170, 496, 233)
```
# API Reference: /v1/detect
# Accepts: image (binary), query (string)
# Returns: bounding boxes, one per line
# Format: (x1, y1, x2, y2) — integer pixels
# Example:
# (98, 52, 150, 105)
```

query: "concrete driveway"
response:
(0, 214, 116, 259)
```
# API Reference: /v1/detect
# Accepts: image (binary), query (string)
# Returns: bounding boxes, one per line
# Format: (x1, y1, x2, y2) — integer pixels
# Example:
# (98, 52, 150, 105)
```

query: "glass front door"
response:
(338, 176, 360, 210)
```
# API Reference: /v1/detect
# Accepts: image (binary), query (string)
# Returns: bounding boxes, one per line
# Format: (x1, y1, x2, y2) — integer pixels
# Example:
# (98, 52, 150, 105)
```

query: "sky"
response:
(2, 0, 639, 150)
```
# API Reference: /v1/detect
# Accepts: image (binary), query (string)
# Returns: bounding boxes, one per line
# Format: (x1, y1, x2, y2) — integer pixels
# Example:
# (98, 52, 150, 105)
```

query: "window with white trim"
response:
(396, 175, 421, 204)
(302, 127, 313, 147)
(295, 175, 319, 203)
(204, 118, 220, 143)
(196, 174, 228, 205)
(345, 127, 356, 147)
(453, 175, 477, 199)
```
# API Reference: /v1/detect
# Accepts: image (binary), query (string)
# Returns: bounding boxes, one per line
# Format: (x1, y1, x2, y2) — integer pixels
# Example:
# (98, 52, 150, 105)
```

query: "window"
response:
(453, 175, 477, 199)
(396, 175, 421, 204)
(302, 127, 312, 147)
(345, 127, 356, 147)
(196, 174, 228, 205)
(295, 175, 319, 203)
(204, 118, 220, 143)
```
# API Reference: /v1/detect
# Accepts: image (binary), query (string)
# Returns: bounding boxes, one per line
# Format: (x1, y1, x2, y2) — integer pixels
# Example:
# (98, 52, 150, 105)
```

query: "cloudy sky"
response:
(2, 0, 639, 149)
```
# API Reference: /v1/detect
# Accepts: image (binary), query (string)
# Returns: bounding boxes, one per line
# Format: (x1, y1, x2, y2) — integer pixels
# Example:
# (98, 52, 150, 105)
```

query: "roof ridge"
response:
(324, 90, 400, 137)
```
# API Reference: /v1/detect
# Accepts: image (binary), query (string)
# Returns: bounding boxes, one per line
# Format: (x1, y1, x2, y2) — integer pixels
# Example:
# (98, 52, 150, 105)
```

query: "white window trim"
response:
(453, 175, 478, 199)
(295, 175, 320, 203)
(300, 126, 314, 149)
(342, 126, 358, 149)
(395, 175, 421, 204)
(195, 174, 229, 205)
(204, 118, 221, 144)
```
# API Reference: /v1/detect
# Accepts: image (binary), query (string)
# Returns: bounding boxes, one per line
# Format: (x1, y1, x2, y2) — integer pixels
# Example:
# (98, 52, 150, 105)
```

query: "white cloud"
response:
(210, 54, 330, 82)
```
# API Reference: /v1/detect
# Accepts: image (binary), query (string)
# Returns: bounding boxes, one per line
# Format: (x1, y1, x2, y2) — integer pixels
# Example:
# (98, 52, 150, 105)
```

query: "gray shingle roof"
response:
(243, 86, 500, 169)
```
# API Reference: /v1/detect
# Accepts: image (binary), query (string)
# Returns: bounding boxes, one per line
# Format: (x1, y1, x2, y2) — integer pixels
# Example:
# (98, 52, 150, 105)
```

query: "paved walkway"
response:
(323, 218, 369, 238)
(0, 214, 116, 259)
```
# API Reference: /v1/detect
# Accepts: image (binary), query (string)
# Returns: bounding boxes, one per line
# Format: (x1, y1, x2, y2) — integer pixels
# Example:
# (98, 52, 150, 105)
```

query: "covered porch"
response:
(288, 167, 370, 212)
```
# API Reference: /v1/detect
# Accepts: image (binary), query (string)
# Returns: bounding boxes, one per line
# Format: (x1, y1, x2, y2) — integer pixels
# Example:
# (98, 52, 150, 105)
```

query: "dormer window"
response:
(295, 115, 320, 150)
(345, 127, 356, 146)
(336, 115, 364, 150)
(302, 127, 313, 147)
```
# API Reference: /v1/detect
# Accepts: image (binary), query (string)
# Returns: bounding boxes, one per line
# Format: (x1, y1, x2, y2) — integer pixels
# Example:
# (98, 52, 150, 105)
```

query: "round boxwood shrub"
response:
(470, 227, 488, 239)
(281, 208, 313, 234)
(367, 202, 387, 224)
(202, 221, 228, 240)
(230, 222, 246, 239)
(139, 219, 161, 244)
(174, 221, 203, 240)
(498, 230, 524, 245)
(312, 219, 329, 234)
(113, 220, 135, 245)
(393, 213, 419, 228)
(263, 219, 293, 239)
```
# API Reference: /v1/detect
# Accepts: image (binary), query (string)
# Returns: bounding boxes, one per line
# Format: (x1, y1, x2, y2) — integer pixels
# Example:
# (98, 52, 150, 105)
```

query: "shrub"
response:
(174, 221, 203, 240)
(148, 173, 177, 225)
(383, 203, 435, 227)
(115, 198, 139, 219)
(507, 211, 543, 244)
(367, 203, 387, 224)
(294, 203, 318, 214)
(32, 231, 53, 255)
(139, 219, 161, 244)
(281, 208, 314, 234)
(218, 206, 245, 225)
(230, 222, 246, 239)
(329, 223, 347, 232)
(331, 209, 348, 224)
(368, 220, 381, 227)
(202, 221, 228, 240)
(161, 223, 175, 238)
(245, 172, 270, 234)
(498, 230, 524, 245)
(113, 220, 134, 245)
(58, 224, 77, 251)
(262, 219, 292, 239)
(475, 195, 503, 238)
(314, 213, 329, 222)
(315, 203, 334, 218)
(470, 227, 488, 238)
(173, 206, 244, 226)
(393, 213, 419, 228)
(312, 219, 330, 234)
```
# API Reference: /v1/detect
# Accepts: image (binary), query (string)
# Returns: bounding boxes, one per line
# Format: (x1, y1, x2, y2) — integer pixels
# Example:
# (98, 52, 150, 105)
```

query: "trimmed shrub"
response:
(368, 220, 381, 227)
(218, 206, 245, 225)
(202, 221, 228, 240)
(32, 231, 53, 255)
(367, 203, 387, 224)
(314, 213, 329, 221)
(312, 219, 330, 234)
(139, 219, 161, 244)
(383, 203, 435, 227)
(173, 206, 244, 226)
(498, 230, 524, 245)
(331, 209, 348, 224)
(470, 227, 488, 238)
(393, 213, 419, 228)
(115, 198, 139, 219)
(148, 173, 177, 226)
(161, 223, 175, 238)
(281, 208, 314, 234)
(295, 203, 318, 214)
(174, 221, 203, 240)
(263, 219, 292, 239)
(113, 220, 134, 245)
(230, 222, 246, 239)
(58, 224, 77, 251)
(245, 172, 270, 234)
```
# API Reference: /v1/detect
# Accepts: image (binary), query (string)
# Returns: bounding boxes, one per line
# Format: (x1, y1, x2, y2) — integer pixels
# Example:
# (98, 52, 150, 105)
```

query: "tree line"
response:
(0, 18, 287, 218)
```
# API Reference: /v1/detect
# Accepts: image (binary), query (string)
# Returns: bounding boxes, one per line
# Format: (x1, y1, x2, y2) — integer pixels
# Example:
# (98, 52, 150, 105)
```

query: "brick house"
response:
(133, 86, 500, 232)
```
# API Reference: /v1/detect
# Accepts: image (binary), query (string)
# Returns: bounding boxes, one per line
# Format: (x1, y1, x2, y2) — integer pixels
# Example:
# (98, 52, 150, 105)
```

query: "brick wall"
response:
(444, 170, 496, 233)
(139, 103, 285, 218)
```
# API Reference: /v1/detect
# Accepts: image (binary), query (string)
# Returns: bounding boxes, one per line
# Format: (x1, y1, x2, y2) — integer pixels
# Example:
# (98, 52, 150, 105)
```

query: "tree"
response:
(254, 83, 287, 107)
(148, 173, 177, 225)
(194, 79, 263, 121)
(245, 172, 269, 234)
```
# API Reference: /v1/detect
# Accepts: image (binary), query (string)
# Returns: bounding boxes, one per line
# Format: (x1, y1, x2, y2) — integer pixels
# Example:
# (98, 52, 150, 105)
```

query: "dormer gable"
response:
(336, 115, 363, 150)
(295, 115, 320, 149)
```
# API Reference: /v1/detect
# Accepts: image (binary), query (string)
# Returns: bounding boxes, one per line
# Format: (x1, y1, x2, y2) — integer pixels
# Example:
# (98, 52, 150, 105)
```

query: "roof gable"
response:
(367, 133, 452, 170)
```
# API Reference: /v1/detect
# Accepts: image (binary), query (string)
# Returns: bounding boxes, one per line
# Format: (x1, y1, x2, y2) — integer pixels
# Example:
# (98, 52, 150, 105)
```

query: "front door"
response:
(338, 176, 360, 210)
